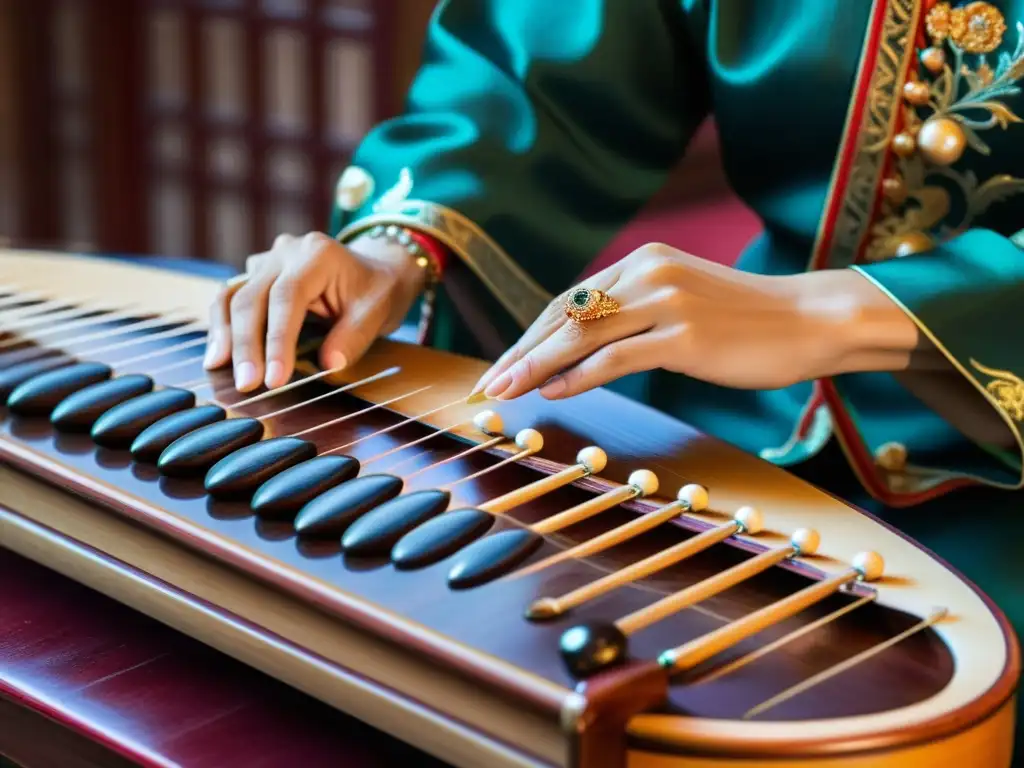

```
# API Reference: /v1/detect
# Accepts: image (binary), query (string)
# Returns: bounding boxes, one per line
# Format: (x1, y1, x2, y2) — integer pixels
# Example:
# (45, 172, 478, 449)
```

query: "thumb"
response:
(318, 297, 386, 372)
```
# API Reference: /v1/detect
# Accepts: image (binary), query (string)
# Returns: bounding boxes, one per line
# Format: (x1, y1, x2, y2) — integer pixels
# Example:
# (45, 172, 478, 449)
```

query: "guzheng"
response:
(0, 250, 1018, 768)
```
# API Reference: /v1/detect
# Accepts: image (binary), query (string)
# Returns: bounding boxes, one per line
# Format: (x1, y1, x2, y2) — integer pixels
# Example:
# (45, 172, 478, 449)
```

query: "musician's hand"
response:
(472, 243, 919, 400)
(205, 232, 425, 391)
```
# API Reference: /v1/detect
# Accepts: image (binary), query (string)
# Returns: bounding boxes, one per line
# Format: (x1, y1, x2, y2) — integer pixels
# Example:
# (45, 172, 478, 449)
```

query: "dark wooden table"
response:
(0, 547, 449, 768)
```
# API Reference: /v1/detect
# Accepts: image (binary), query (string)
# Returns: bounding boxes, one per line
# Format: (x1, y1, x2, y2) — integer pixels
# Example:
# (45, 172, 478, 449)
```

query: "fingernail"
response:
(471, 373, 492, 395)
(203, 337, 220, 369)
(484, 371, 513, 398)
(265, 361, 285, 389)
(325, 351, 348, 371)
(540, 376, 566, 398)
(234, 361, 259, 391)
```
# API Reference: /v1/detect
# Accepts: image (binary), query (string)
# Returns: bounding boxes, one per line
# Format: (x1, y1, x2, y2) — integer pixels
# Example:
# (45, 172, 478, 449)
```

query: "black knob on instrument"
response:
(559, 622, 629, 678)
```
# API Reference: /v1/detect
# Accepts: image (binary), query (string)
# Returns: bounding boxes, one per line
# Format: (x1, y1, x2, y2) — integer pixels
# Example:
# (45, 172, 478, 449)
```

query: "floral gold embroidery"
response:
(927, 2, 1007, 53)
(971, 359, 1024, 421)
(867, 8, 1024, 262)
(926, 2, 954, 41)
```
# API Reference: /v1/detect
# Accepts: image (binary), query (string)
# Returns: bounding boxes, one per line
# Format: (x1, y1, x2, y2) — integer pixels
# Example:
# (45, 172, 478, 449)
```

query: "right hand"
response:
(205, 231, 425, 392)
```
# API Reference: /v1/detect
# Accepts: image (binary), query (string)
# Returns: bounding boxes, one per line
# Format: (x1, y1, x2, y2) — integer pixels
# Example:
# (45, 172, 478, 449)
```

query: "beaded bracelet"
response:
(365, 224, 445, 288)
(360, 223, 449, 345)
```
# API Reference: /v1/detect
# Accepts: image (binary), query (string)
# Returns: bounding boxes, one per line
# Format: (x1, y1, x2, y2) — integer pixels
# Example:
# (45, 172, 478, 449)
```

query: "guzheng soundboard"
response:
(0, 251, 1018, 768)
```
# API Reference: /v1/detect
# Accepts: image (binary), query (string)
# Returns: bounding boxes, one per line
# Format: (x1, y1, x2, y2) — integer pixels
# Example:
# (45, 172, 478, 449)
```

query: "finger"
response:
(229, 272, 277, 391)
(472, 264, 626, 394)
(264, 267, 319, 389)
(471, 343, 525, 395)
(204, 275, 247, 370)
(472, 287, 595, 394)
(318, 291, 388, 373)
(538, 328, 671, 399)
(487, 304, 652, 400)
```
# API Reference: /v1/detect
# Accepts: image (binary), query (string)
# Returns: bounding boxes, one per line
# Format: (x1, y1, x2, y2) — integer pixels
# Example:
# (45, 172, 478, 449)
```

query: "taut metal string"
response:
(741, 607, 947, 719)
(322, 394, 473, 455)
(290, 386, 433, 438)
(400, 434, 507, 481)
(694, 592, 876, 686)
(242, 366, 401, 421)
(0, 311, 196, 357)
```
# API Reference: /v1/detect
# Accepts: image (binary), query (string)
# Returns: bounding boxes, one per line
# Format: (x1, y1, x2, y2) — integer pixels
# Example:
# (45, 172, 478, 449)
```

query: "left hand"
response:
(472, 243, 916, 400)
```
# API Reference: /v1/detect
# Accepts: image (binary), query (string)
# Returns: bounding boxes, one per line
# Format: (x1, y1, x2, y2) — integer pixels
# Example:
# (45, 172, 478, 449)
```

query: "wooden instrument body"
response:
(0, 251, 1018, 768)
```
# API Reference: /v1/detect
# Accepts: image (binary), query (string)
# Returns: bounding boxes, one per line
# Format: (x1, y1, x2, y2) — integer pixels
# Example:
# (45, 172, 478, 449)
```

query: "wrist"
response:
(788, 269, 921, 377)
(347, 233, 429, 297)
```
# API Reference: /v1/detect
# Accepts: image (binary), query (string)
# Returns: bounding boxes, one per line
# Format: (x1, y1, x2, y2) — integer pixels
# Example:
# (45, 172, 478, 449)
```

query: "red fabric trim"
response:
(796, 389, 827, 439)
(818, 378, 975, 507)
(407, 230, 449, 277)
(917, 0, 939, 49)
(807, 0, 890, 271)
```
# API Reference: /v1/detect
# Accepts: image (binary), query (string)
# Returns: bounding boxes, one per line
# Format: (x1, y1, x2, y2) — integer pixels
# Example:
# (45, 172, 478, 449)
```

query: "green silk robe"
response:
(332, 0, 1024, 751)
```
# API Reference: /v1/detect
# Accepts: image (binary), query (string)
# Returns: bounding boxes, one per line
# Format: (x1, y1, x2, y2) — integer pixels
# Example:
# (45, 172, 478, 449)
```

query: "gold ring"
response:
(564, 287, 620, 323)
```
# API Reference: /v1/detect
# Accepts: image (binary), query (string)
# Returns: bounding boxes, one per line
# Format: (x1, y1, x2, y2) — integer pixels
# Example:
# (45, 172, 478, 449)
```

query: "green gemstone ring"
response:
(564, 287, 620, 323)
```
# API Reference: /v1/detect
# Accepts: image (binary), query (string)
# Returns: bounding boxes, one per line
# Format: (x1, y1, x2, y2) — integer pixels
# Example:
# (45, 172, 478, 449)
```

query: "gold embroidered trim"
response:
(867, 12, 1024, 260)
(818, 0, 921, 269)
(852, 266, 1024, 488)
(338, 200, 552, 329)
(971, 359, 1024, 421)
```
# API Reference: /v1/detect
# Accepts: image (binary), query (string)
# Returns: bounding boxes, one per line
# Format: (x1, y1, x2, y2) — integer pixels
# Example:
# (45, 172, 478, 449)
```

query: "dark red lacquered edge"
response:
(0, 686, 172, 768)
(0, 503, 550, 768)
(0, 438, 569, 720)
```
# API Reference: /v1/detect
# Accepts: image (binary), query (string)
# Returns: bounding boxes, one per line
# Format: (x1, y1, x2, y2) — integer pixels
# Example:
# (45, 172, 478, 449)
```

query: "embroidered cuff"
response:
(852, 227, 1024, 490)
(337, 197, 551, 330)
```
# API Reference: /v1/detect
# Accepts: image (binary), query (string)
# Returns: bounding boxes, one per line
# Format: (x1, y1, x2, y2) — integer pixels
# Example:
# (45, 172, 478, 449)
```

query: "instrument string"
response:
(659, 553, 884, 674)
(442, 445, 539, 491)
(0, 291, 40, 311)
(361, 418, 464, 468)
(290, 386, 433, 438)
(322, 394, 470, 455)
(66, 322, 207, 358)
(0, 300, 108, 334)
(0, 296, 114, 329)
(693, 592, 875, 686)
(146, 354, 212, 378)
(0, 293, 77, 321)
(400, 435, 507, 481)
(741, 607, 948, 720)
(109, 336, 208, 367)
(245, 366, 401, 421)
(0, 307, 194, 353)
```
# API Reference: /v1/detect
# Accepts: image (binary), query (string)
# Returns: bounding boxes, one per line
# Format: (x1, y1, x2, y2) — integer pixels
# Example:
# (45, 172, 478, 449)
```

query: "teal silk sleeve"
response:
(333, 0, 710, 338)
(852, 228, 1024, 487)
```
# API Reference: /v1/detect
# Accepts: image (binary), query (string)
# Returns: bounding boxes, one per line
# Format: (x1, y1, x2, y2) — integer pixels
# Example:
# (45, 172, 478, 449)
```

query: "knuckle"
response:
(245, 253, 269, 275)
(302, 231, 329, 255)
(229, 287, 252, 315)
(264, 326, 293, 347)
(270, 273, 303, 304)
(272, 233, 294, 251)
(544, 296, 567, 323)
(519, 354, 537, 382)
(594, 345, 623, 371)
(562, 320, 586, 342)
(659, 286, 688, 310)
